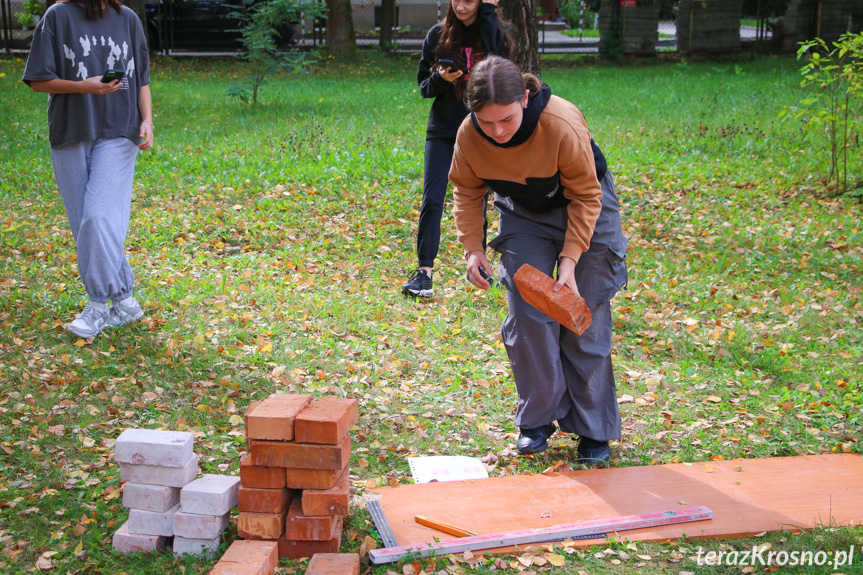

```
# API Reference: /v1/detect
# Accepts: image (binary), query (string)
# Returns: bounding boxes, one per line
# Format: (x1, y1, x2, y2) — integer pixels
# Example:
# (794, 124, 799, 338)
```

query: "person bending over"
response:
(451, 56, 628, 463)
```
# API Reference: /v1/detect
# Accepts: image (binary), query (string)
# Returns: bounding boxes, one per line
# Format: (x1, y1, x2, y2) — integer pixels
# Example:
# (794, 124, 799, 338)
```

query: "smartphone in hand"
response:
(101, 69, 125, 83)
(437, 59, 463, 73)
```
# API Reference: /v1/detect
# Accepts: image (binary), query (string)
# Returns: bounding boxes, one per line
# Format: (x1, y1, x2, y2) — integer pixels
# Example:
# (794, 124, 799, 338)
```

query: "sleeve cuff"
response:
(559, 244, 584, 264)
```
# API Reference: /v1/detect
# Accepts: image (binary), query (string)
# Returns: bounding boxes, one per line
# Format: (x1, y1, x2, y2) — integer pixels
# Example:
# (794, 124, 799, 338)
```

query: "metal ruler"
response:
(366, 500, 399, 548)
(369, 506, 714, 564)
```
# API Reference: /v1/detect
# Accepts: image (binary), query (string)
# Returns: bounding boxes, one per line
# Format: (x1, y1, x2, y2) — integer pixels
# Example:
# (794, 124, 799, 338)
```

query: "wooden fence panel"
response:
(677, 0, 742, 53)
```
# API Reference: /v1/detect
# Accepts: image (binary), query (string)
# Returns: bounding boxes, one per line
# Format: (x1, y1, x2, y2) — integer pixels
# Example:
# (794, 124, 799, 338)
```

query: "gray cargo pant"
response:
(490, 171, 628, 442)
(51, 138, 138, 303)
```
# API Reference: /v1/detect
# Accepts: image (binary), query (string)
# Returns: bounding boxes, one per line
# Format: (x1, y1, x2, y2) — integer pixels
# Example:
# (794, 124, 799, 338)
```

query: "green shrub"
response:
(784, 33, 863, 198)
(560, 0, 596, 31)
(229, 0, 326, 105)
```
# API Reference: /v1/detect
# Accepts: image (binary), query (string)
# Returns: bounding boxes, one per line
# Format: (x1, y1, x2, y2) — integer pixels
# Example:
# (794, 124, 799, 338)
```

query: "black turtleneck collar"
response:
(470, 82, 552, 149)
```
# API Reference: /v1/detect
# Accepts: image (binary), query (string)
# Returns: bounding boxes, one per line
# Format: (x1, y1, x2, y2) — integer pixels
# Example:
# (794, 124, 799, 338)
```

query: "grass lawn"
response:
(0, 52, 861, 574)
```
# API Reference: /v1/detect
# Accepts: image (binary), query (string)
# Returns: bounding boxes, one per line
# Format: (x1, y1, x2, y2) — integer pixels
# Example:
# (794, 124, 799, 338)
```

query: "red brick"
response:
(285, 464, 347, 490)
(240, 453, 286, 489)
(208, 562, 266, 575)
(285, 497, 339, 541)
(244, 401, 262, 451)
(277, 516, 343, 559)
(238, 485, 294, 514)
(212, 540, 279, 575)
(250, 435, 350, 470)
(247, 394, 313, 441)
(513, 263, 592, 335)
(305, 553, 360, 575)
(294, 397, 359, 445)
(237, 509, 287, 540)
(302, 467, 349, 517)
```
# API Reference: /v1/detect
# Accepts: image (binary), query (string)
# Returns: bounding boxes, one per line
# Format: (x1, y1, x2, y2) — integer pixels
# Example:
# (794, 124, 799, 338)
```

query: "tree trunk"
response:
(324, 0, 356, 57)
(379, 0, 396, 51)
(500, 0, 540, 76)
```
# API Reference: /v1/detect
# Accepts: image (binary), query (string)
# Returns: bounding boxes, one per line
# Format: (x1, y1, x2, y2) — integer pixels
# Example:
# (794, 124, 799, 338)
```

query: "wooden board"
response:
(370, 454, 863, 552)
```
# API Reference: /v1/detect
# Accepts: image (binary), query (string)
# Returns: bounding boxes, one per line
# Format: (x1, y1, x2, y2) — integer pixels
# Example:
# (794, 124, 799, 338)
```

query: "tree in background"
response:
(379, 0, 397, 52)
(501, 0, 540, 75)
(325, 0, 357, 56)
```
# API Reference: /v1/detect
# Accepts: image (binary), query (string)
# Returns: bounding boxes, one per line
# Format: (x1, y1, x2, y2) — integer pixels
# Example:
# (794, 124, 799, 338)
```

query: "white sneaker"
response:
(108, 297, 144, 328)
(67, 302, 111, 338)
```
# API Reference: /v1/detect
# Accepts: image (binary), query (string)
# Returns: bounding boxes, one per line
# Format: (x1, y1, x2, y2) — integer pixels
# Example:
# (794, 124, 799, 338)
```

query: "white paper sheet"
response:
(408, 455, 489, 484)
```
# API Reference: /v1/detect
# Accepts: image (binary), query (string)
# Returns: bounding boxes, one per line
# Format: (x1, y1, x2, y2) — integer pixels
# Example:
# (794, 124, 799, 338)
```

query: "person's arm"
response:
(138, 84, 154, 151)
(555, 123, 602, 293)
(478, 0, 508, 56)
(29, 76, 123, 95)
(450, 136, 494, 289)
(477, 0, 509, 58)
(418, 27, 455, 98)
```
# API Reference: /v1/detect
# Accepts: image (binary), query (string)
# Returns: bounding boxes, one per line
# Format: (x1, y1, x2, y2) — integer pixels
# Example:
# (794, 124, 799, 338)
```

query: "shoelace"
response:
(78, 302, 106, 320)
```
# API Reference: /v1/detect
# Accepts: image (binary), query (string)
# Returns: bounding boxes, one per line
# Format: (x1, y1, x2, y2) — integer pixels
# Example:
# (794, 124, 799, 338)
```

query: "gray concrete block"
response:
(180, 474, 240, 516)
(115, 428, 194, 467)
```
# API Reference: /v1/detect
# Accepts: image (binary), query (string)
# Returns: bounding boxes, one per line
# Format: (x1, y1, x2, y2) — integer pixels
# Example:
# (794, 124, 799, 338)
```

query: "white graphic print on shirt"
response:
(63, 44, 76, 67)
(67, 32, 134, 89)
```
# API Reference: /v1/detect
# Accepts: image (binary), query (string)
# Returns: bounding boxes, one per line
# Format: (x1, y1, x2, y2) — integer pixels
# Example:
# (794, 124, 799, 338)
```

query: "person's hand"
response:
(554, 256, 580, 296)
(483, 0, 500, 5)
(439, 66, 464, 83)
(138, 120, 154, 151)
(82, 75, 123, 95)
(466, 250, 493, 290)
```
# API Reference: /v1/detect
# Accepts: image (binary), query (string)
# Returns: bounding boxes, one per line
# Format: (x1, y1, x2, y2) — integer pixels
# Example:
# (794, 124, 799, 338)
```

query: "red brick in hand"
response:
(294, 397, 359, 445)
(239, 453, 286, 489)
(285, 464, 348, 490)
(305, 553, 360, 575)
(302, 467, 349, 517)
(513, 263, 592, 335)
(250, 435, 350, 470)
(284, 497, 339, 541)
(238, 485, 294, 514)
(246, 394, 313, 441)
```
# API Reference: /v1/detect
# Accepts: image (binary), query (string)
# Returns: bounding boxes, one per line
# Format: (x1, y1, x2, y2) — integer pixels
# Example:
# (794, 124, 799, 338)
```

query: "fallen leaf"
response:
(546, 554, 565, 566)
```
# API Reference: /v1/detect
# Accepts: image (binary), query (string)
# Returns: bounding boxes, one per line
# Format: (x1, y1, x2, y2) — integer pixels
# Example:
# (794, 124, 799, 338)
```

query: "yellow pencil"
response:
(414, 515, 478, 538)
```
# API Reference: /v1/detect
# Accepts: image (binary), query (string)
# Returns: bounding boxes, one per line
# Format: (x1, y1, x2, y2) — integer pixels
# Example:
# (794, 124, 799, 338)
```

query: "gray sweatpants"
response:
(490, 171, 628, 441)
(51, 138, 138, 303)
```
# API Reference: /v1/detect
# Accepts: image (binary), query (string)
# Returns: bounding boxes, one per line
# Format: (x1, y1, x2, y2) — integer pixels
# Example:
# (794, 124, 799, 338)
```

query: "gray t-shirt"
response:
(22, 2, 150, 148)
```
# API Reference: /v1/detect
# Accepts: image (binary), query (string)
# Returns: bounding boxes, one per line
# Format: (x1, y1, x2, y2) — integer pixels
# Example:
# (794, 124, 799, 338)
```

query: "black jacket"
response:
(417, 3, 508, 140)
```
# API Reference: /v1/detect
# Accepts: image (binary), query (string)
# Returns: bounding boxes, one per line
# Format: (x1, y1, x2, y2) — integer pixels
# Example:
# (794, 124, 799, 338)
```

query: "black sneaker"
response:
(577, 436, 610, 465)
(516, 423, 557, 455)
(402, 269, 434, 298)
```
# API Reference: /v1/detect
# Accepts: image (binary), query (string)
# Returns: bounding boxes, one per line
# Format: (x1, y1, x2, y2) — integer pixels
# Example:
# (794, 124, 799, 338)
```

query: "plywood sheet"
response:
(370, 454, 863, 550)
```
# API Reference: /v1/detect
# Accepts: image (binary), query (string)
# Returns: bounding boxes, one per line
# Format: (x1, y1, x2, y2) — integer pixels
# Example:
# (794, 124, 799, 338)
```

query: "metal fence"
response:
(1, 0, 856, 55)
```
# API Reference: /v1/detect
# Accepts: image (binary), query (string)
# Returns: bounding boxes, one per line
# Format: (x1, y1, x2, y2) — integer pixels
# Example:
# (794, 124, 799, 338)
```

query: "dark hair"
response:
(434, 1, 512, 96)
(465, 55, 541, 111)
(76, 0, 124, 20)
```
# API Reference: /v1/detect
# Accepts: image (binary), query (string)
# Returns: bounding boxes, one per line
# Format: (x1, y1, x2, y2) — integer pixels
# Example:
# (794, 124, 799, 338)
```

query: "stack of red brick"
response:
(236, 394, 358, 559)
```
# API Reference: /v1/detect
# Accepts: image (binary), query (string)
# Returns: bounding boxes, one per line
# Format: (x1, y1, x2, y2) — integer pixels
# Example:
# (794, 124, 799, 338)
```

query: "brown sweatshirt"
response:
(450, 94, 602, 263)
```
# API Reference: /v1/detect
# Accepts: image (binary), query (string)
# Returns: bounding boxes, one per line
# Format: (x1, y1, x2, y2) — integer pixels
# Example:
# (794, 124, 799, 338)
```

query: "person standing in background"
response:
(402, 0, 509, 298)
(23, 0, 153, 338)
